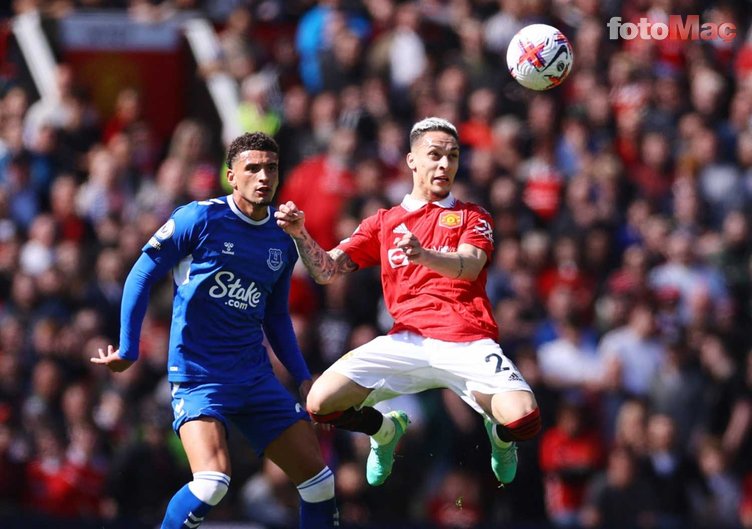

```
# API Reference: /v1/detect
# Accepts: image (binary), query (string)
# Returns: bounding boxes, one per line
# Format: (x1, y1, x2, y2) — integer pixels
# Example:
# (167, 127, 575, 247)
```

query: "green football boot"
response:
(484, 416, 518, 485)
(366, 410, 410, 486)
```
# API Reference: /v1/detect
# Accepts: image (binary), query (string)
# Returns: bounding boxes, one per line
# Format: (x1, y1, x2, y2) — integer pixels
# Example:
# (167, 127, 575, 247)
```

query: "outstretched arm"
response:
(90, 252, 171, 372)
(293, 231, 358, 284)
(275, 201, 358, 284)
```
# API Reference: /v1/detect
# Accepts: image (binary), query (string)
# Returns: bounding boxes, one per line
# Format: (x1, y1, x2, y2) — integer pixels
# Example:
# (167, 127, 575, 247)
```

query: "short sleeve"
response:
(335, 213, 381, 269)
(460, 207, 495, 261)
(142, 204, 201, 267)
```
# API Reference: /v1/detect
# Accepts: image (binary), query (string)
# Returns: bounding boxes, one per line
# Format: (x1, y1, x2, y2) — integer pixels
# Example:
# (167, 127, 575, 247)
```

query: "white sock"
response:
(490, 423, 513, 448)
(370, 413, 395, 445)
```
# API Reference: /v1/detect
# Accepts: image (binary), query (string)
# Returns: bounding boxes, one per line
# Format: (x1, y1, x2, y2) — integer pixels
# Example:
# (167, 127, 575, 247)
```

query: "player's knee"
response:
(498, 407, 541, 442)
(297, 466, 335, 503)
(305, 386, 336, 416)
(188, 471, 231, 506)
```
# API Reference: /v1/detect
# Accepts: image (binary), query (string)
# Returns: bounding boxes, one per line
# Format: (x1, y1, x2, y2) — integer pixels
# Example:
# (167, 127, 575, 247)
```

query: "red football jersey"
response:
(337, 194, 499, 342)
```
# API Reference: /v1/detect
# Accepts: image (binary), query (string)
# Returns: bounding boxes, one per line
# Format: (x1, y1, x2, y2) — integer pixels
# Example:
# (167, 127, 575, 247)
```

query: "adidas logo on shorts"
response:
(508, 372, 522, 382)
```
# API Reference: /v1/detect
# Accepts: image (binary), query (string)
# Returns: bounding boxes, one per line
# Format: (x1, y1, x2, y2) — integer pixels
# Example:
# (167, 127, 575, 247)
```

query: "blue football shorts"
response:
(169, 371, 309, 456)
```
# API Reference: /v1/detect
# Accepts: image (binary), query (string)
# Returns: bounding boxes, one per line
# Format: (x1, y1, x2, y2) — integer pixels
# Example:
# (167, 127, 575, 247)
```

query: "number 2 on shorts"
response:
(485, 353, 510, 374)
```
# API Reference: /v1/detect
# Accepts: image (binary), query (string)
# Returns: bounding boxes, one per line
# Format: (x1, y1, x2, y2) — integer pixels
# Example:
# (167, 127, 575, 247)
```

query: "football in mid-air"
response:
(506, 24, 574, 91)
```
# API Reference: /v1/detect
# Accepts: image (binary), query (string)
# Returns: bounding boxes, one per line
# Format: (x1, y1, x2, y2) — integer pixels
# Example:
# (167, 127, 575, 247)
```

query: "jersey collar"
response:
(401, 193, 457, 212)
(227, 194, 271, 225)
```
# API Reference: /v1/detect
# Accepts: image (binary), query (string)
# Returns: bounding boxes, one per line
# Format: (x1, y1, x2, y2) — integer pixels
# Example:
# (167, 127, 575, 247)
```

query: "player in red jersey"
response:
(275, 117, 540, 487)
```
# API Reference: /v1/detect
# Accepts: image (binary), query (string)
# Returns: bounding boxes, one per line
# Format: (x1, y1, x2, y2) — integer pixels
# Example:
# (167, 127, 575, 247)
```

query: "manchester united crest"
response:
(439, 211, 463, 229)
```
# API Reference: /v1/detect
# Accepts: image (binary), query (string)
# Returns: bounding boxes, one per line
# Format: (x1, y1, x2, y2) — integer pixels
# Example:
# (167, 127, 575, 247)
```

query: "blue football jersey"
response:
(141, 195, 299, 384)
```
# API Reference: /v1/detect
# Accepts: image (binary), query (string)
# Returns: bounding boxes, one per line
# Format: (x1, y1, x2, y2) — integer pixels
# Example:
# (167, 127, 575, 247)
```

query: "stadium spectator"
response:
(76, 146, 132, 223)
(380, 1, 428, 95)
(539, 398, 604, 528)
(133, 157, 188, 221)
(301, 91, 337, 151)
(695, 332, 746, 448)
(217, 4, 265, 84)
(580, 446, 658, 529)
(483, 0, 525, 55)
(319, 28, 365, 93)
(49, 174, 91, 243)
(238, 72, 281, 137)
(278, 126, 357, 251)
(641, 413, 695, 529)
(84, 248, 125, 340)
(712, 210, 752, 326)
(630, 131, 675, 206)
(598, 302, 667, 402)
(606, 244, 651, 306)
(648, 334, 706, 443)
(23, 422, 76, 518)
(63, 421, 108, 518)
(3, 150, 40, 231)
(21, 358, 64, 432)
(689, 437, 742, 529)
(0, 405, 25, 513)
(274, 85, 315, 178)
(164, 119, 216, 200)
(612, 399, 649, 457)
(103, 403, 188, 523)
(537, 312, 602, 393)
(649, 229, 731, 326)
(19, 213, 56, 277)
(102, 87, 144, 144)
(295, 0, 370, 93)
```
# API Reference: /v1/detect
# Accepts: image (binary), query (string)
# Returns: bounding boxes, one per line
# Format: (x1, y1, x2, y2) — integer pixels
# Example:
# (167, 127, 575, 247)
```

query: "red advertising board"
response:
(58, 12, 188, 142)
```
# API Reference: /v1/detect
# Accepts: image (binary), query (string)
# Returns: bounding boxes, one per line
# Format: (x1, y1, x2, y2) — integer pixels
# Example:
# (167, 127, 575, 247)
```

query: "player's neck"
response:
(409, 190, 450, 204)
(248, 205, 269, 221)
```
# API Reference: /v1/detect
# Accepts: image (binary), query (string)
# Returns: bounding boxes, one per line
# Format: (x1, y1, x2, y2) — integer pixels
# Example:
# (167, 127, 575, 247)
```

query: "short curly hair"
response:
(226, 132, 279, 168)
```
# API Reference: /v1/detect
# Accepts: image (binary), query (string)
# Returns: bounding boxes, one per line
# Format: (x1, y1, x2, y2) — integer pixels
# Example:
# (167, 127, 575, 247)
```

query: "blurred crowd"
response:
(2, 0, 752, 528)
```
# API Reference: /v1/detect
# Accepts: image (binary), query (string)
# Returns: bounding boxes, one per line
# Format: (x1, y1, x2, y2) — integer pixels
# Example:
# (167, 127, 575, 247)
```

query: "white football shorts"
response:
(328, 331, 532, 414)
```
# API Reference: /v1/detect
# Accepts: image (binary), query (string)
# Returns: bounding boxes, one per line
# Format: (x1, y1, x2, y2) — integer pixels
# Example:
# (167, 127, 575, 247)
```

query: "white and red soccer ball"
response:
(506, 24, 574, 91)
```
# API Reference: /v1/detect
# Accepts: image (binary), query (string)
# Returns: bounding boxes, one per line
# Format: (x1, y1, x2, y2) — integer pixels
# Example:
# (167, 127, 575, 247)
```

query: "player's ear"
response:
(406, 152, 416, 170)
(226, 168, 236, 188)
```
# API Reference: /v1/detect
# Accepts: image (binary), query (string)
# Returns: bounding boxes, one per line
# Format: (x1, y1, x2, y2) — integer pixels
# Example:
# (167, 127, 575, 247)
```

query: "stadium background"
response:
(1, 1, 752, 528)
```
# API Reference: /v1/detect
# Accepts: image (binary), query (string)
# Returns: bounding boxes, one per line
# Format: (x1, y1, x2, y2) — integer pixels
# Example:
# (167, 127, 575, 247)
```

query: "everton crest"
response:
(267, 248, 283, 271)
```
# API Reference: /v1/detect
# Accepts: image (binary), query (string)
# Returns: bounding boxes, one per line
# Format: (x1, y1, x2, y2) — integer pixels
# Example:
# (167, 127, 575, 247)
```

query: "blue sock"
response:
(161, 483, 213, 529)
(300, 497, 339, 529)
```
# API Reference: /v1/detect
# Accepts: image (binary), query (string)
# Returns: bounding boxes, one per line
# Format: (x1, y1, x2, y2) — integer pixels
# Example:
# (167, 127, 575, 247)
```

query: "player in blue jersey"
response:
(91, 132, 339, 529)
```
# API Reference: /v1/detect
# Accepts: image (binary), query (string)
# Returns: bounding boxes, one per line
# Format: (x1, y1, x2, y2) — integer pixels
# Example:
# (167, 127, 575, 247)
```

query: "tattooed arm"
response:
(292, 232, 358, 284)
(275, 201, 358, 284)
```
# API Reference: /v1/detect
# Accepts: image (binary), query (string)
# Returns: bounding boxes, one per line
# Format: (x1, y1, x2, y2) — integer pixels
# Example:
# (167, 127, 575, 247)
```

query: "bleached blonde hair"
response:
(409, 117, 459, 146)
